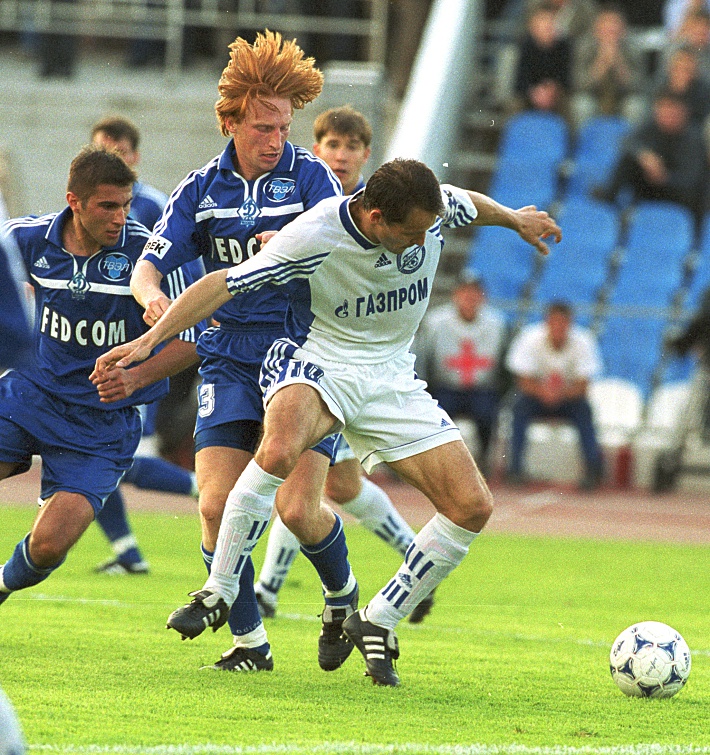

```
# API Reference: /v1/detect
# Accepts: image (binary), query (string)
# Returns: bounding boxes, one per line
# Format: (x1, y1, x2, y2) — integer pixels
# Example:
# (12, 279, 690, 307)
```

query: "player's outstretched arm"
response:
(93, 269, 231, 376)
(466, 191, 562, 255)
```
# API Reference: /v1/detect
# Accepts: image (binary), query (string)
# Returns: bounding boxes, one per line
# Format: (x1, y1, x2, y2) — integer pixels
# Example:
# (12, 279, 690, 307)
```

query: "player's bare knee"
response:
(256, 435, 302, 479)
(448, 486, 493, 532)
(198, 493, 226, 530)
(325, 476, 361, 505)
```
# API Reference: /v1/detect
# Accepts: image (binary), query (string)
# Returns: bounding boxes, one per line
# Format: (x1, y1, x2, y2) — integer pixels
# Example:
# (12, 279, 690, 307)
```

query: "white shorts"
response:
(261, 342, 462, 473)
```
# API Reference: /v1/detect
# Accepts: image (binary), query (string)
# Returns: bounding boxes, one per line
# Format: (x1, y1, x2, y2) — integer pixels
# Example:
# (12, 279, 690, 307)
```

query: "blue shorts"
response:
(194, 326, 338, 461)
(0, 372, 141, 514)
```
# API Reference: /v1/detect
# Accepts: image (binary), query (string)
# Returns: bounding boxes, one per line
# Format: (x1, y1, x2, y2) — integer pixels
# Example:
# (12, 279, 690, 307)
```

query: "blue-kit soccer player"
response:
(90, 114, 203, 575)
(0, 146, 200, 605)
(109, 31, 357, 673)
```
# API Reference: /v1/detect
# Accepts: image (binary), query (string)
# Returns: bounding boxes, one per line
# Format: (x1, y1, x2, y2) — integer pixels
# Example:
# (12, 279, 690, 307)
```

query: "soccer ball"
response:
(609, 621, 691, 698)
(0, 687, 25, 755)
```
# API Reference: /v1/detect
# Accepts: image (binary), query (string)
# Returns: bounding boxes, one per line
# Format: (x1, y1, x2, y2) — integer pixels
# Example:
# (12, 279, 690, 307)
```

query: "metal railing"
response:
(0, 0, 388, 74)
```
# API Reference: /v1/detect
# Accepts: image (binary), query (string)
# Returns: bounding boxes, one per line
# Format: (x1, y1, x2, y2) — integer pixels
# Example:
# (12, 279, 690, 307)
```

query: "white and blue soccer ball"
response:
(609, 621, 691, 698)
(0, 687, 25, 755)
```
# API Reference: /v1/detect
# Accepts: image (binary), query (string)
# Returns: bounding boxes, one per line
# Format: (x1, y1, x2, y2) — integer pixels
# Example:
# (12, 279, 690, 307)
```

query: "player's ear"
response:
(313, 142, 321, 157)
(66, 191, 81, 212)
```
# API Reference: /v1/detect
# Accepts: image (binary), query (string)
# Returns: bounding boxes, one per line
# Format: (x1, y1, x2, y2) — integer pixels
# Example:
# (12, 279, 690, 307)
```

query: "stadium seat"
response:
(488, 159, 558, 211)
(597, 315, 667, 397)
(565, 115, 632, 199)
(532, 198, 619, 306)
(588, 377, 644, 446)
(466, 226, 539, 302)
(608, 201, 693, 309)
(497, 111, 570, 169)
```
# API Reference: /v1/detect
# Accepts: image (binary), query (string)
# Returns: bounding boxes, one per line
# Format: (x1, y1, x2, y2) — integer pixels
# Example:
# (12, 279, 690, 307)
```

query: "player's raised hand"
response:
(514, 206, 562, 256)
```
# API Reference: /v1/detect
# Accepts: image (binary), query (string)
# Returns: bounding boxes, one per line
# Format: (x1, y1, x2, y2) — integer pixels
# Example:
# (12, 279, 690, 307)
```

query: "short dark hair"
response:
(547, 300, 573, 318)
(67, 145, 137, 202)
(91, 115, 141, 151)
(313, 106, 372, 147)
(362, 158, 444, 224)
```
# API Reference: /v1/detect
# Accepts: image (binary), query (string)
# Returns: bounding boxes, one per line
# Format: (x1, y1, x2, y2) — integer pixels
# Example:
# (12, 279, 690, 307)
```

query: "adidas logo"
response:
(441, 418, 450, 427)
(198, 194, 218, 210)
(374, 253, 391, 268)
(34, 256, 50, 269)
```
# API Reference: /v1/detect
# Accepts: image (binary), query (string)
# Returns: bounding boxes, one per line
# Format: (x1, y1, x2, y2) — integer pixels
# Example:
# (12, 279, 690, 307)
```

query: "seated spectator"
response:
(512, 2, 573, 117)
(414, 271, 508, 475)
(664, 0, 710, 39)
(663, 9, 710, 77)
(593, 89, 707, 220)
(656, 45, 710, 127)
(527, 0, 598, 39)
(505, 301, 604, 490)
(571, 3, 647, 126)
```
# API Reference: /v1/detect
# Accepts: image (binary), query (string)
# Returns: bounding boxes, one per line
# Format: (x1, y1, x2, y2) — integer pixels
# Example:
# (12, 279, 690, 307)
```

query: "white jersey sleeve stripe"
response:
(226, 252, 329, 295)
(30, 274, 133, 295)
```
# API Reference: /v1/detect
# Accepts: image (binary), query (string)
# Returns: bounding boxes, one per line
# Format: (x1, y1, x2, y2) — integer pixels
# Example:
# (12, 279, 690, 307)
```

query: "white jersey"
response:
(506, 321, 602, 383)
(225, 185, 477, 365)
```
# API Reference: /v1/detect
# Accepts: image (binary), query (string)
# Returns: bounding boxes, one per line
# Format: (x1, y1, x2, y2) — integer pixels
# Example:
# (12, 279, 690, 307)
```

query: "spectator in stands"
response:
(663, 9, 710, 77)
(571, 3, 647, 126)
(593, 88, 707, 220)
(414, 271, 508, 475)
(656, 45, 710, 127)
(527, 0, 598, 39)
(512, 2, 573, 117)
(505, 301, 604, 491)
(664, 0, 710, 39)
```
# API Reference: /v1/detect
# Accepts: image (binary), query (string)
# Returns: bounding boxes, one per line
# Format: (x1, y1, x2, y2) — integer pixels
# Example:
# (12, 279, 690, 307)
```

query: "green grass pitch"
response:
(0, 502, 709, 754)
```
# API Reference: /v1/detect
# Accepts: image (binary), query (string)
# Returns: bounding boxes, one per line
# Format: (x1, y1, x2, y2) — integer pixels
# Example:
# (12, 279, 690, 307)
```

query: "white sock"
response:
(205, 460, 283, 605)
(342, 477, 415, 556)
(366, 513, 478, 630)
(110, 534, 139, 557)
(255, 515, 300, 604)
(233, 624, 269, 650)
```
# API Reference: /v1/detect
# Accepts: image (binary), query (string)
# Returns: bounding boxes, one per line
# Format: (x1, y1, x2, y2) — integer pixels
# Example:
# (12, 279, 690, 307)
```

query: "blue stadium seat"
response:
(466, 226, 539, 302)
(608, 201, 694, 308)
(488, 159, 558, 211)
(532, 198, 619, 305)
(565, 115, 632, 199)
(597, 315, 667, 397)
(497, 111, 570, 169)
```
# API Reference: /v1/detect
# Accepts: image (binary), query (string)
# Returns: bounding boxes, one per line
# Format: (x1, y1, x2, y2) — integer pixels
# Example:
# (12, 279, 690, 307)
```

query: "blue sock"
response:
(124, 456, 193, 496)
(2, 535, 64, 591)
(201, 545, 267, 652)
(300, 515, 354, 605)
(95, 488, 144, 567)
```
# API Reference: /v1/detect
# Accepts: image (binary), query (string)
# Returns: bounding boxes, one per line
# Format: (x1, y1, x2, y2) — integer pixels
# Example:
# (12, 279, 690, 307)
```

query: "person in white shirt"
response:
(505, 300, 604, 490)
(415, 270, 507, 475)
(94, 158, 561, 686)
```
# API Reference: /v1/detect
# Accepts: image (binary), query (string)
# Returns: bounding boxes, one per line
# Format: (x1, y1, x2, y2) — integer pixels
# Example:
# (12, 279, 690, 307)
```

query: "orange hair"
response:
(215, 29, 323, 137)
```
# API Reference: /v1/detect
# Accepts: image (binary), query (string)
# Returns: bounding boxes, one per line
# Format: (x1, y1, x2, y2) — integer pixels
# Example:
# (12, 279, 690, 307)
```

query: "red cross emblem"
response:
(444, 340, 494, 387)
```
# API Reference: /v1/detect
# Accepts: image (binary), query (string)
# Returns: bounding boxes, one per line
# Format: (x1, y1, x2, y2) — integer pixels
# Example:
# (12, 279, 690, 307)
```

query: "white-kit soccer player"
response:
(0, 147, 200, 607)
(90, 114, 204, 576)
(95, 158, 561, 686)
(108, 30, 358, 674)
(254, 106, 434, 624)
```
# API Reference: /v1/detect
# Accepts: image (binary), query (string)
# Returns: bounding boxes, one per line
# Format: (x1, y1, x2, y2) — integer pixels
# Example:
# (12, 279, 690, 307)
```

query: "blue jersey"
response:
(0, 234, 33, 370)
(3, 207, 203, 410)
(131, 180, 168, 231)
(141, 139, 342, 338)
